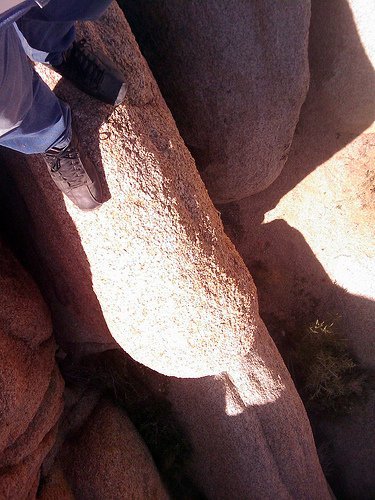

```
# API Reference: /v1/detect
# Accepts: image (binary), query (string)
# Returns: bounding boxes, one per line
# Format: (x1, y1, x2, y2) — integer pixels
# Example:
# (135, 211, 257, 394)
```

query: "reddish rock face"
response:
(48, 401, 168, 500)
(122, 0, 311, 203)
(1, 4, 329, 498)
(0, 241, 64, 498)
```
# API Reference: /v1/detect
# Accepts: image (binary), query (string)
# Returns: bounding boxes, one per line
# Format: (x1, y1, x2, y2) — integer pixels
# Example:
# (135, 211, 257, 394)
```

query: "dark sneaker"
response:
(42, 133, 103, 211)
(53, 39, 127, 106)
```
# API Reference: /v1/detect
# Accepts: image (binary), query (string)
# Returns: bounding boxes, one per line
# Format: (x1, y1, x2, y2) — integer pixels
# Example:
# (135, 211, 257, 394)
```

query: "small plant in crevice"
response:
(287, 320, 371, 416)
(60, 349, 205, 500)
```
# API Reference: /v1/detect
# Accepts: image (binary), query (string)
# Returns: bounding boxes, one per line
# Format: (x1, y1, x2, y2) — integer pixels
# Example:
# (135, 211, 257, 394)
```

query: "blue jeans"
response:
(0, 0, 112, 154)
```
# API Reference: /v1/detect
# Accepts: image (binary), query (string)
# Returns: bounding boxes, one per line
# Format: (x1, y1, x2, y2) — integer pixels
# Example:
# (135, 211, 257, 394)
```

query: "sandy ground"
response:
(218, 2, 374, 495)
(223, 128, 374, 369)
(220, 116, 374, 500)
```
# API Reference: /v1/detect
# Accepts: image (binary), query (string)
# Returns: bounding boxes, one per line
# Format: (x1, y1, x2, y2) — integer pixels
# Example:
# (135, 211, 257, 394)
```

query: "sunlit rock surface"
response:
(0, 3, 329, 498)
(122, 0, 311, 203)
(220, 0, 374, 497)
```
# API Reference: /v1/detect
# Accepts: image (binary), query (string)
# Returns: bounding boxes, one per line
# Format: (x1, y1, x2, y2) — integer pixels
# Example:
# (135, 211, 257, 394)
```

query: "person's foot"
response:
(42, 133, 103, 211)
(52, 39, 127, 106)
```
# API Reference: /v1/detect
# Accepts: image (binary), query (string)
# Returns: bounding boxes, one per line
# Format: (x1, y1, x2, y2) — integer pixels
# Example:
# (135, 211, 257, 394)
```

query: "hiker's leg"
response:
(16, 0, 113, 65)
(0, 24, 71, 154)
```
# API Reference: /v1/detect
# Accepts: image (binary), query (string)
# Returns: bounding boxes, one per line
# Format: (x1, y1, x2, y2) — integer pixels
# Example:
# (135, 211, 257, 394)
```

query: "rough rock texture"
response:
(121, 0, 311, 203)
(39, 465, 75, 500)
(220, 0, 374, 497)
(0, 4, 329, 498)
(40, 400, 168, 500)
(0, 240, 64, 499)
(41, 385, 103, 476)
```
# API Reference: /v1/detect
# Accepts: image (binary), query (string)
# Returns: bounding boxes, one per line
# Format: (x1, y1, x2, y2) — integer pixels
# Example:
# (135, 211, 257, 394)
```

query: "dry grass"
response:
(289, 320, 370, 415)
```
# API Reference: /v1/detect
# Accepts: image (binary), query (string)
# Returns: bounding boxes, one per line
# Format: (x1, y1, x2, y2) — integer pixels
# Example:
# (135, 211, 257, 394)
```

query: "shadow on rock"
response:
(0, 84, 117, 356)
(218, 1, 375, 497)
(58, 347, 328, 499)
(0, 1, 371, 498)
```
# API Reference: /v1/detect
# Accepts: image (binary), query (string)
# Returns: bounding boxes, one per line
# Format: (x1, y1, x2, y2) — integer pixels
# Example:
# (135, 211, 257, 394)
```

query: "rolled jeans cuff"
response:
(50, 121, 72, 150)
